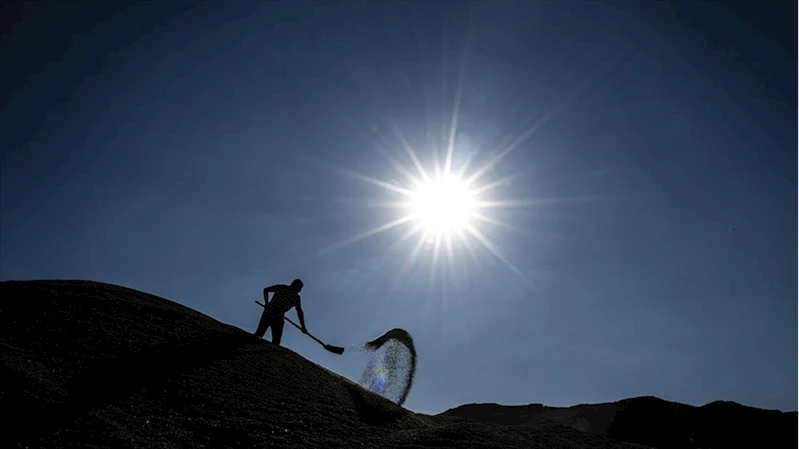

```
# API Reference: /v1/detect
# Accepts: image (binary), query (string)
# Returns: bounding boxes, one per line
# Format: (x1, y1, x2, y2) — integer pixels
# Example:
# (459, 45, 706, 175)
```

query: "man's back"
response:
(265, 284, 301, 317)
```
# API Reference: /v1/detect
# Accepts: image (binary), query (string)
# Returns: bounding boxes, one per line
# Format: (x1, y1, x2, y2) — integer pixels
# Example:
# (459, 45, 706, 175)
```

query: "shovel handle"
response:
(254, 300, 323, 345)
(284, 316, 326, 346)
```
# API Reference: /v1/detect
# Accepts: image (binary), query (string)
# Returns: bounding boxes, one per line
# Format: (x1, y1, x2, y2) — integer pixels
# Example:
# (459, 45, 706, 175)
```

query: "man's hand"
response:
(301, 326, 309, 334)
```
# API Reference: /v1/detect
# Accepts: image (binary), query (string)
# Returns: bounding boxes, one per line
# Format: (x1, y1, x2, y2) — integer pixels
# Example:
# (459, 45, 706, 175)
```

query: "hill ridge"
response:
(440, 392, 796, 448)
(1, 279, 793, 449)
(441, 394, 794, 415)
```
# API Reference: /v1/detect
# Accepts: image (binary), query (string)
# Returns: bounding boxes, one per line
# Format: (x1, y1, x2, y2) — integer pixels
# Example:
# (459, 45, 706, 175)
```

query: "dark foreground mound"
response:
(1, 280, 645, 449)
(441, 396, 796, 449)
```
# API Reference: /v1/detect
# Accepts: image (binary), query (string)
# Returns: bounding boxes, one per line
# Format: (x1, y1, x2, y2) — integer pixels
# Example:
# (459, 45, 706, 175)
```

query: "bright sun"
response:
(407, 174, 476, 240)
(315, 125, 535, 280)
(310, 56, 608, 283)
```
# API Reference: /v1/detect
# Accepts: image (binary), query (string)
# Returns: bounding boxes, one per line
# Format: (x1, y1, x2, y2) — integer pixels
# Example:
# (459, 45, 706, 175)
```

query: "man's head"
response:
(290, 278, 304, 293)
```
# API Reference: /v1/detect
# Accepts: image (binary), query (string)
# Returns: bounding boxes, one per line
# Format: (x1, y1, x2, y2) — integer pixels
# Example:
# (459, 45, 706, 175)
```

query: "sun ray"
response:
(429, 235, 443, 281)
(474, 195, 599, 209)
(444, 80, 462, 175)
(305, 156, 415, 198)
(389, 158, 424, 187)
(336, 167, 414, 197)
(444, 233, 456, 276)
(444, 233, 467, 285)
(445, 7, 474, 176)
(467, 169, 533, 196)
(473, 199, 545, 208)
(465, 53, 627, 189)
(392, 123, 432, 182)
(464, 223, 524, 279)
(372, 128, 426, 187)
(431, 145, 442, 180)
(386, 236, 428, 297)
(345, 115, 405, 170)
(464, 108, 554, 188)
(455, 228, 481, 267)
(370, 140, 426, 188)
(388, 224, 423, 252)
(471, 213, 527, 235)
(467, 176, 512, 196)
(455, 149, 478, 179)
(316, 215, 415, 256)
(380, 200, 417, 209)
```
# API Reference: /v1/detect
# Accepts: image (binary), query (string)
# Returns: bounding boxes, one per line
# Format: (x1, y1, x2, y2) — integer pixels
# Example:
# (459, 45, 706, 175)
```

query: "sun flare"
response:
(312, 120, 542, 282)
(406, 174, 476, 240)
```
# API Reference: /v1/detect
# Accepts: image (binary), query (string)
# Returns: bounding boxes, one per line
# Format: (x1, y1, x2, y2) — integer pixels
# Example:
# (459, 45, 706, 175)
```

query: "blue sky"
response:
(1, 1, 795, 414)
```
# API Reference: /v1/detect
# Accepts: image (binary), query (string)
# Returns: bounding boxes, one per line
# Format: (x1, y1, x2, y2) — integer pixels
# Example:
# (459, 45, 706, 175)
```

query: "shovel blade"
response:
(325, 344, 345, 355)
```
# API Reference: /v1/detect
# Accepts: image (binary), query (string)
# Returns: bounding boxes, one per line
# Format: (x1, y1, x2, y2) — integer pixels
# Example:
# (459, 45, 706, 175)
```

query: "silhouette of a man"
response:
(254, 278, 307, 345)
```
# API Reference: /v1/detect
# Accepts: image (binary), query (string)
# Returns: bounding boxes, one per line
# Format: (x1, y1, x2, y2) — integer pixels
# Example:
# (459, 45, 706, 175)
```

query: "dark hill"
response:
(440, 396, 796, 449)
(0, 281, 648, 449)
(1, 279, 646, 449)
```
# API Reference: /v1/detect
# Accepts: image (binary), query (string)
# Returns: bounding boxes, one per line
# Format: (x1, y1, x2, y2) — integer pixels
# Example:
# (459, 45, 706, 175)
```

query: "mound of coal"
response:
(1, 280, 644, 449)
(440, 396, 796, 449)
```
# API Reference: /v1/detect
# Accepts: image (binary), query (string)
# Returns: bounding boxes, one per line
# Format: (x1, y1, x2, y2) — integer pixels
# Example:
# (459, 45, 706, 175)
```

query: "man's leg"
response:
(254, 310, 272, 338)
(271, 319, 285, 345)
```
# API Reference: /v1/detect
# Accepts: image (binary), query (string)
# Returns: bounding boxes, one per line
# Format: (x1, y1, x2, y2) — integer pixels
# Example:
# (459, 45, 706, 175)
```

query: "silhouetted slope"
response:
(440, 401, 620, 433)
(441, 396, 796, 449)
(1, 280, 644, 449)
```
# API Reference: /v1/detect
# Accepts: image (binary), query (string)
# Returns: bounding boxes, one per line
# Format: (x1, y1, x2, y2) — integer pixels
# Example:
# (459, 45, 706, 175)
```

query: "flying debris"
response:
(358, 328, 417, 406)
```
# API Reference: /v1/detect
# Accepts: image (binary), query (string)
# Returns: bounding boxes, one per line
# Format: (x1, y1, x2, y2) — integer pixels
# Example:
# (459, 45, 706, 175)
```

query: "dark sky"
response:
(1, 1, 795, 414)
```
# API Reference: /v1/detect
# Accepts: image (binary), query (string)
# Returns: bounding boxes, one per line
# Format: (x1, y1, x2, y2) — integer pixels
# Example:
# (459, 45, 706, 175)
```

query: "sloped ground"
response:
(441, 392, 797, 449)
(1, 280, 645, 449)
(440, 402, 621, 434)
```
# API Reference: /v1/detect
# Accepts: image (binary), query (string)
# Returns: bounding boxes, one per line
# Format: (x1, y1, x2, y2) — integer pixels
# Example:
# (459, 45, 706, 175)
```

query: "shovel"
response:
(255, 300, 345, 355)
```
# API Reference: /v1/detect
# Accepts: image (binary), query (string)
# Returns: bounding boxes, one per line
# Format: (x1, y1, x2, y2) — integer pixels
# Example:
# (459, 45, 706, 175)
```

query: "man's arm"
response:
(296, 305, 308, 333)
(263, 285, 277, 301)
